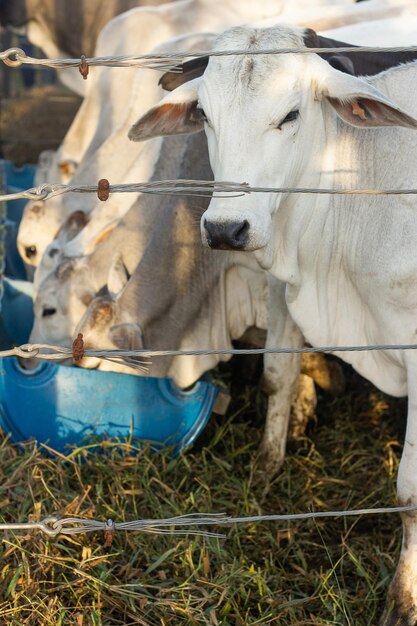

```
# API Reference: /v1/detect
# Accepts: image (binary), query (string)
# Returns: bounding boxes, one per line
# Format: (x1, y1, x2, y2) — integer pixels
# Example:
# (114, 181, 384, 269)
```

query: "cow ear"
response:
(159, 56, 209, 91)
(327, 55, 355, 75)
(56, 210, 89, 243)
(58, 159, 78, 181)
(107, 255, 129, 298)
(84, 221, 119, 255)
(109, 323, 143, 351)
(320, 69, 417, 129)
(128, 78, 202, 142)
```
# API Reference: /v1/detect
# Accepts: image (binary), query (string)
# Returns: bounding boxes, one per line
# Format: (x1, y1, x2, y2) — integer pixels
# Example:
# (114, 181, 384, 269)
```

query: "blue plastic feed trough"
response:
(0, 358, 217, 454)
(0, 160, 218, 454)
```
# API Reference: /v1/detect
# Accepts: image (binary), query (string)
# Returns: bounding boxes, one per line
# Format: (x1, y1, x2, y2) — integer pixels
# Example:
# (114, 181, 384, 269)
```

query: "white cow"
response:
(128, 24, 417, 625)
(17, 0, 408, 271)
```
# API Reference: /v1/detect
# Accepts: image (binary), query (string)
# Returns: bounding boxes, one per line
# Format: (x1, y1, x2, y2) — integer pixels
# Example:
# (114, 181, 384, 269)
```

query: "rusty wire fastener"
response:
(97, 178, 110, 201)
(79, 54, 89, 80)
(104, 519, 115, 547)
(72, 333, 85, 363)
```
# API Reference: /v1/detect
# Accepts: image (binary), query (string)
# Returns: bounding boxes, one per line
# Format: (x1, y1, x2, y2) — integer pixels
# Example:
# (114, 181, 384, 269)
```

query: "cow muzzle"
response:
(203, 219, 250, 250)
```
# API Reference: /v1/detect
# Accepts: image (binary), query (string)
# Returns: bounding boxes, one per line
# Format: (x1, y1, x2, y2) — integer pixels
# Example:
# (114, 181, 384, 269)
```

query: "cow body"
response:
(136, 23, 417, 624)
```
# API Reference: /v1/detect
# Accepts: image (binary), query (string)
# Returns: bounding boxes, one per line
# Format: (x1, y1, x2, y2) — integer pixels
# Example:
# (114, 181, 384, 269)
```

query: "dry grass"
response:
(0, 364, 407, 626)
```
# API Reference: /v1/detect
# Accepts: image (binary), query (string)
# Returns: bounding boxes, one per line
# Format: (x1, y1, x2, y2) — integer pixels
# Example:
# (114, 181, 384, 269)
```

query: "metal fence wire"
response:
(1, 39, 417, 537)
(3, 43, 417, 73)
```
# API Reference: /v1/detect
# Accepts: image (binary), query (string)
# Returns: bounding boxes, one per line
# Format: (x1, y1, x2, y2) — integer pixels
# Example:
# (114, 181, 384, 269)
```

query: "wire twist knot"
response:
(1, 47, 26, 67)
(14, 344, 40, 359)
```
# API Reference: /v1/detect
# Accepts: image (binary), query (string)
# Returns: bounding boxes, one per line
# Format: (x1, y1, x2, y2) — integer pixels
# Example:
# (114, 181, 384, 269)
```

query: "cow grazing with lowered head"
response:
(128, 22, 417, 625)
(17, 28, 214, 276)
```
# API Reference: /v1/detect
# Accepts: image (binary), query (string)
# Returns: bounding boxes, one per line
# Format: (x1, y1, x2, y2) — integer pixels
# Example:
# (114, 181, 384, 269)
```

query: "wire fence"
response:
(1, 33, 417, 541)
(2, 44, 417, 74)
(4, 339, 417, 367)
(3, 180, 417, 204)
(2, 504, 416, 539)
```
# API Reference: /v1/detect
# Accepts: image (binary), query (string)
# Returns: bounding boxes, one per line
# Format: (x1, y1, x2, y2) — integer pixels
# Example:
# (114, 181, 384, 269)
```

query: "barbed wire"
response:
(4, 341, 417, 368)
(2, 44, 417, 73)
(1, 504, 416, 539)
(4, 180, 417, 204)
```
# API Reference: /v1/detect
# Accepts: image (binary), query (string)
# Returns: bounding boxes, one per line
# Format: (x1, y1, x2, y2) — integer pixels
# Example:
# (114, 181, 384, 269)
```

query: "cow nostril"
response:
(204, 218, 250, 249)
(25, 245, 37, 259)
(203, 218, 213, 242)
(234, 220, 249, 244)
(42, 308, 57, 318)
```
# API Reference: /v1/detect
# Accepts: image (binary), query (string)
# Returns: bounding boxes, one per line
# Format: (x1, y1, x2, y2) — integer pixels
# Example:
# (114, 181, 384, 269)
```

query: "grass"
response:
(0, 363, 407, 625)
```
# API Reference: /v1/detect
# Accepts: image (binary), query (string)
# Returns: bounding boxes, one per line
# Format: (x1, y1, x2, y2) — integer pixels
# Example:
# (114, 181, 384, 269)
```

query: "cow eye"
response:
(189, 105, 207, 125)
(195, 106, 207, 122)
(277, 109, 299, 130)
(42, 307, 57, 317)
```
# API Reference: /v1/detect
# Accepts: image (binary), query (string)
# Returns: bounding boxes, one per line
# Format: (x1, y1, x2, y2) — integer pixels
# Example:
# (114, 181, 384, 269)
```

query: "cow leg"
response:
(380, 358, 417, 626)
(258, 278, 302, 474)
(300, 352, 345, 396)
(288, 373, 317, 441)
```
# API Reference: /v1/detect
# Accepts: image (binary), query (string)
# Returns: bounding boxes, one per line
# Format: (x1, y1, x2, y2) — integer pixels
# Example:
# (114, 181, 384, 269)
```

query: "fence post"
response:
(0, 28, 11, 99)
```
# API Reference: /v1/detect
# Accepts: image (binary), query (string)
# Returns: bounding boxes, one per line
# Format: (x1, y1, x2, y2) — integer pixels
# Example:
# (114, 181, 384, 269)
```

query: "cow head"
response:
(32, 211, 118, 296)
(129, 25, 417, 267)
(18, 197, 67, 269)
(74, 256, 143, 370)
(30, 257, 95, 345)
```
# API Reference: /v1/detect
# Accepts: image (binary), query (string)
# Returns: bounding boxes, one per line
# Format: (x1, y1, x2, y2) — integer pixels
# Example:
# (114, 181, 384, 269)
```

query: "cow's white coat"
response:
(148, 24, 417, 623)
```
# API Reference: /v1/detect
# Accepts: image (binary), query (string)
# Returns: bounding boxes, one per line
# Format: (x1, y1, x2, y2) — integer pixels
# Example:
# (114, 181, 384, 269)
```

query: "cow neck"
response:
(272, 62, 417, 398)
(268, 107, 338, 288)
(166, 252, 232, 389)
